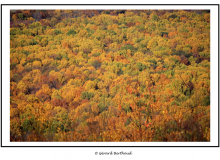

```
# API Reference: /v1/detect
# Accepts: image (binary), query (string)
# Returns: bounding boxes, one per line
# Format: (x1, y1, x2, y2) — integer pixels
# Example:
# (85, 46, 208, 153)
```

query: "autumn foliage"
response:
(10, 10, 210, 142)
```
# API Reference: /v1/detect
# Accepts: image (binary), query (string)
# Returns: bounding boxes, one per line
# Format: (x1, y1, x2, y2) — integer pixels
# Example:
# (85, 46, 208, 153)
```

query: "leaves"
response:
(10, 9, 210, 142)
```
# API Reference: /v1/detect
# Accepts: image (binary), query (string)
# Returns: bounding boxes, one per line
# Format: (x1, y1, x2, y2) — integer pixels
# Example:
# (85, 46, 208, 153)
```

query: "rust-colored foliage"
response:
(10, 9, 210, 142)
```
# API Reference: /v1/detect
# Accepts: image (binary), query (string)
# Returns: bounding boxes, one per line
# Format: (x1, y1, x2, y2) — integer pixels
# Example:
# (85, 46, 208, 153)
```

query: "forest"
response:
(10, 9, 210, 142)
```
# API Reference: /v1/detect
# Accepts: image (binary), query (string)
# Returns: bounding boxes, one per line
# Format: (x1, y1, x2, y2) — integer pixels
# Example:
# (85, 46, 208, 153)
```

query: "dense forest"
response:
(10, 10, 210, 142)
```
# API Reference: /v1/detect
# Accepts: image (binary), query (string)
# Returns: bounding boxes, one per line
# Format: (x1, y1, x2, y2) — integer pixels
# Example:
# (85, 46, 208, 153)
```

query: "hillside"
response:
(10, 10, 210, 141)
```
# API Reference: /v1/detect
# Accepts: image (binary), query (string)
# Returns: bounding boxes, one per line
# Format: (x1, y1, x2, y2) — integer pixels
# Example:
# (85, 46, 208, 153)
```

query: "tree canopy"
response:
(10, 9, 210, 142)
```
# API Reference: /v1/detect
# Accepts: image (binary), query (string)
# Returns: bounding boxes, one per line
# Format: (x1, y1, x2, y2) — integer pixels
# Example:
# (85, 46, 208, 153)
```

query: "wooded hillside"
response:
(10, 10, 210, 141)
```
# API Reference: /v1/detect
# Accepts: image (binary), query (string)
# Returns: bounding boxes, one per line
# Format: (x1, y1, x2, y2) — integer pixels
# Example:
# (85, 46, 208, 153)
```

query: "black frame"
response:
(1, 4, 219, 147)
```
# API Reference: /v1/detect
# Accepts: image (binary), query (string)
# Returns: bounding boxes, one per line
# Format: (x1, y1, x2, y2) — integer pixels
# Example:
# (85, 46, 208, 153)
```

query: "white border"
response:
(2, 4, 219, 147)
